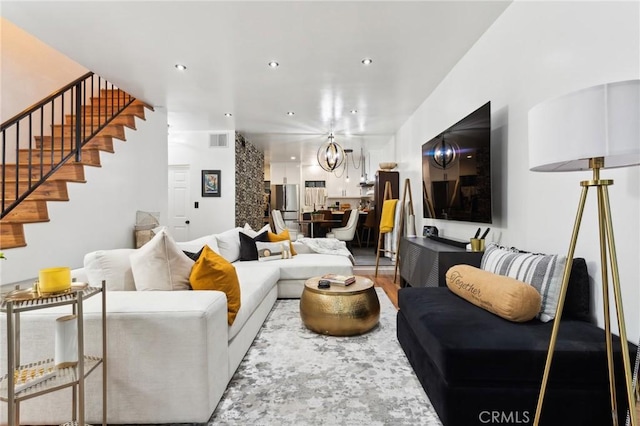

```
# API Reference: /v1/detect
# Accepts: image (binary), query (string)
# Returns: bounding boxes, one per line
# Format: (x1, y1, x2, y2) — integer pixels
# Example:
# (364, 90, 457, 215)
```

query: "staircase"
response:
(0, 73, 152, 250)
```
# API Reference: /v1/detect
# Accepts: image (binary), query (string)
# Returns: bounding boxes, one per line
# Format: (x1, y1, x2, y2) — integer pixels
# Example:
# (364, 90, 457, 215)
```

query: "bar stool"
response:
(359, 211, 376, 248)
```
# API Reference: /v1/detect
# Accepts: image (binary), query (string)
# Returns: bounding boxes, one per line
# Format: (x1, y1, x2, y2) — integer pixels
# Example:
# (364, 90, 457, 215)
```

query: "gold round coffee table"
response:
(300, 276, 380, 336)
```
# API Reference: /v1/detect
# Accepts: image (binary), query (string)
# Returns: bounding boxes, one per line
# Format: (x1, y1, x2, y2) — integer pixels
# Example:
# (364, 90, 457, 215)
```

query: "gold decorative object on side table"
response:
(300, 276, 380, 336)
(3, 282, 89, 302)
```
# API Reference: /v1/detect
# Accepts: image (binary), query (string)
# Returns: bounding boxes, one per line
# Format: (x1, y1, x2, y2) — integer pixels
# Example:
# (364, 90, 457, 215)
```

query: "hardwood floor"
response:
(366, 273, 640, 419)
(365, 271, 400, 309)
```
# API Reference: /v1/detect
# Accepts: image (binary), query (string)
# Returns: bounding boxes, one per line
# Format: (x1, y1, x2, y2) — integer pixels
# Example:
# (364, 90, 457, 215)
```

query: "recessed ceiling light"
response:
(290, 156, 296, 160)
(224, 113, 233, 117)
(268, 61, 279, 68)
(361, 58, 373, 65)
(175, 64, 187, 71)
(350, 110, 358, 114)
(286, 111, 295, 116)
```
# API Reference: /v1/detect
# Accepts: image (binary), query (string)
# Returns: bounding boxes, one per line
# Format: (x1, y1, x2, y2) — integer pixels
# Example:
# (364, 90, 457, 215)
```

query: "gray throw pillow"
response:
(480, 243, 566, 322)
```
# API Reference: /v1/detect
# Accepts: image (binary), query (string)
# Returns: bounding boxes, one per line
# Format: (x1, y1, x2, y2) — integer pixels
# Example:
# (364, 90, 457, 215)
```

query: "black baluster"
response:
(75, 82, 82, 163)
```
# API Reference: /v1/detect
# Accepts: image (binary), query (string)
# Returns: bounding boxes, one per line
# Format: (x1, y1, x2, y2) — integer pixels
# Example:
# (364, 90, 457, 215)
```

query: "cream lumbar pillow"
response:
(130, 228, 193, 291)
(267, 229, 297, 256)
(256, 241, 292, 261)
(446, 264, 542, 322)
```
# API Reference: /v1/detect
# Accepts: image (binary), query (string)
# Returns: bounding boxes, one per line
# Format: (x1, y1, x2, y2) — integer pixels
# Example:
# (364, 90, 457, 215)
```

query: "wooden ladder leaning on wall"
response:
(375, 181, 397, 283)
(393, 178, 416, 283)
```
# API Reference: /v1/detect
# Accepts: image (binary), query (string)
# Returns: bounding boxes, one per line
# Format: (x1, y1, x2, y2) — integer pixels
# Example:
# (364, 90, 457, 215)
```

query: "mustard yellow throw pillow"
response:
(268, 230, 297, 256)
(446, 264, 541, 322)
(189, 245, 241, 325)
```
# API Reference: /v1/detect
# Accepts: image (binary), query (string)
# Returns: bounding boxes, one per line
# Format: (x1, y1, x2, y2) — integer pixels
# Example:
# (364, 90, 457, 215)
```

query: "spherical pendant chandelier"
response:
(317, 133, 345, 172)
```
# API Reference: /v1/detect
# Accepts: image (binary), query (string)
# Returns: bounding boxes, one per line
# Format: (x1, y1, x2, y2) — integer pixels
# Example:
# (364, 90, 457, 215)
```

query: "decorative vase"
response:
(38, 267, 71, 293)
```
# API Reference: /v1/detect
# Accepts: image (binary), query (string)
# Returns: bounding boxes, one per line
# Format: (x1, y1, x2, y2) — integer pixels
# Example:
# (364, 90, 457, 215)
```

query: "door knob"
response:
(185, 220, 190, 224)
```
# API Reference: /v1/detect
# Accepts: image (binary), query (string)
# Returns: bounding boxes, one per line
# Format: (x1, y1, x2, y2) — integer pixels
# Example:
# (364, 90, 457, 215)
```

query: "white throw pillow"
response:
(130, 229, 194, 291)
(84, 249, 137, 291)
(242, 223, 271, 238)
(215, 227, 242, 262)
(175, 234, 219, 255)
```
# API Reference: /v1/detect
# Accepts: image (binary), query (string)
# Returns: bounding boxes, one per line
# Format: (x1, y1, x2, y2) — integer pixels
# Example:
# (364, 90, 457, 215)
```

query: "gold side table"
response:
(300, 276, 380, 336)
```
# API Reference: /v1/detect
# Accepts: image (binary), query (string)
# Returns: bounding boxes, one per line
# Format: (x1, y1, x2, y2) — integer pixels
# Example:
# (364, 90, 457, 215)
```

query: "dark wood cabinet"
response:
(399, 236, 483, 287)
(373, 170, 399, 249)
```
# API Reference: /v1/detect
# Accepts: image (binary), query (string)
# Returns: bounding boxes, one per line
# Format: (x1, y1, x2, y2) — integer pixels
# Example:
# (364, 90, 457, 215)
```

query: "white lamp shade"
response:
(529, 80, 640, 172)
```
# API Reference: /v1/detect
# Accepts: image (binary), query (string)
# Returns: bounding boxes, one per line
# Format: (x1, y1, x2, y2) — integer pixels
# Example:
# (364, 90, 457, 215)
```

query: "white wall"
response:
(0, 18, 88, 121)
(394, 1, 639, 340)
(168, 131, 235, 238)
(270, 161, 300, 187)
(1, 18, 89, 163)
(0, 19, 168, 285)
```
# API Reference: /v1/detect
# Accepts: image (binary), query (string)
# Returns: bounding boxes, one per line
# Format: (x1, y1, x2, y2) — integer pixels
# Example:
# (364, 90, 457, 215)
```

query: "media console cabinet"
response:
(398, 236, 483, 288)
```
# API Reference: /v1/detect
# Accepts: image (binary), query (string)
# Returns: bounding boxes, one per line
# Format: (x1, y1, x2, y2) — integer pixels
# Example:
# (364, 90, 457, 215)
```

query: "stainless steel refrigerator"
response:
(271, 184, 299, 230)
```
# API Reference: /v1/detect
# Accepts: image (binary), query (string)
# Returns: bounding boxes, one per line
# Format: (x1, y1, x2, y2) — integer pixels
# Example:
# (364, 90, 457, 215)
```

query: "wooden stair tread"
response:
(51, 124, 126, 141)
(34, 136, 115, 152)
(2, 200, 49, 223)
(1, 217, 51, 224)
(17, 147, 103, 158)
(2, 86, 148, 250)
(82, 103, 147, 119)
(14, 156, 101, 168)
(1, 185, 69, 202)
(1, 163, 86, 182)
(90, 97, 134, 107)
(18, 147, 102, 153)
(0, 223, 26, 250)
(65, 114, 136, 130)
(100, 89, 130, 95)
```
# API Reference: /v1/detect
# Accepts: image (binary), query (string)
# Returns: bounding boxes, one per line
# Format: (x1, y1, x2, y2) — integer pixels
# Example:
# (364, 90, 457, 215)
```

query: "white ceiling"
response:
(2, 1, 510, 166)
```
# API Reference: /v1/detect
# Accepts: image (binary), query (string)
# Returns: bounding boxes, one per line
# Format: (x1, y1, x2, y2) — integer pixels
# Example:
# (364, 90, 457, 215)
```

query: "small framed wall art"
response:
(202, 170, 221, 197)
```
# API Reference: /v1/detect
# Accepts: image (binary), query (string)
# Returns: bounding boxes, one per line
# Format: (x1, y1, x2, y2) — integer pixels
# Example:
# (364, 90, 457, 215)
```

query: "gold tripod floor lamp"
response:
(528, 79, 639, 426)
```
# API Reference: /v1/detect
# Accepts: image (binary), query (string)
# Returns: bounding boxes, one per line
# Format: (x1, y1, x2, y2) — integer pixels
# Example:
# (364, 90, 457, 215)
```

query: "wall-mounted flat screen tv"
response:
(422, 101, 492, 223)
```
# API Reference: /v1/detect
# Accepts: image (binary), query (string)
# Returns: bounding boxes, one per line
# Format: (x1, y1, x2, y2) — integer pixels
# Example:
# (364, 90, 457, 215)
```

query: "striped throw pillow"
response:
(480, 243, 567, 322)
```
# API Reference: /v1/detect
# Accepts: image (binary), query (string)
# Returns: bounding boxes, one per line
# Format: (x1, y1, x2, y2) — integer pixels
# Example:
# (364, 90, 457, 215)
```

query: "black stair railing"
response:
(0, 72, 135, 219)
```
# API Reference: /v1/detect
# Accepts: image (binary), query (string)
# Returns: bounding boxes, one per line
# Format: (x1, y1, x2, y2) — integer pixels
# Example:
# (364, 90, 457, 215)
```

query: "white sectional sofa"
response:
(0, 227, 353, 424)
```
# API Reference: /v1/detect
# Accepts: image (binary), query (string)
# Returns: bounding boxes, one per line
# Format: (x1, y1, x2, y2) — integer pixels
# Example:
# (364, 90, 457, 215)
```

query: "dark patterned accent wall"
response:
(235, 132, 265, 230)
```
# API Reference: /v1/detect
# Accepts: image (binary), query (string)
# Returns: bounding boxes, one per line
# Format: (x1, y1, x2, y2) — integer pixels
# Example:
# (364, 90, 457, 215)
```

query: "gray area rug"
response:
(209, 288, 441, 425)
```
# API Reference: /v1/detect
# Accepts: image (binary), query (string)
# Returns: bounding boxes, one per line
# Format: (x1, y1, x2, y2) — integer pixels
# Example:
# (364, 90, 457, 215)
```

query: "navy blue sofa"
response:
(397, 259, 637, 426)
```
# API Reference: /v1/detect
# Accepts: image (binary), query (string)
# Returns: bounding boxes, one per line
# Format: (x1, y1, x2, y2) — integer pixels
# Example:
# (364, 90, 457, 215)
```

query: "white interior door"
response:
(168, 165, 191, 241)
